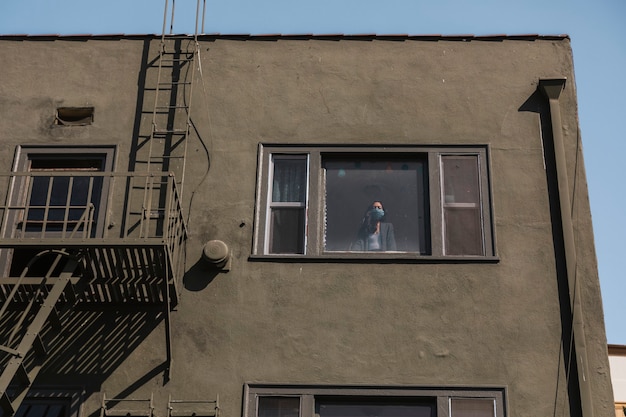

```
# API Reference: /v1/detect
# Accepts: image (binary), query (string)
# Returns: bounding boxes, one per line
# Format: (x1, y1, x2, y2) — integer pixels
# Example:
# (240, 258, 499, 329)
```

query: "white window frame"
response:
(253, 145, 496, 261)
(264, 154, 310, 255)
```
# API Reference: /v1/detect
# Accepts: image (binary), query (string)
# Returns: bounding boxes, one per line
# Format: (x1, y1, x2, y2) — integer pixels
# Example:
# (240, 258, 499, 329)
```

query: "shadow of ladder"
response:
(137, 30, 199, 200)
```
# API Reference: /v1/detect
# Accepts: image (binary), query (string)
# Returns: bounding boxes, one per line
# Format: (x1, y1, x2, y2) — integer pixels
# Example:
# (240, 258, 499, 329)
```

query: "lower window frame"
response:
(244, 384, 507, 417)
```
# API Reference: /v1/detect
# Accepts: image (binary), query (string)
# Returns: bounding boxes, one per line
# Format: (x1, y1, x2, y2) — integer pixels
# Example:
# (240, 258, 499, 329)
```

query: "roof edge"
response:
(0, 33, 570, 41)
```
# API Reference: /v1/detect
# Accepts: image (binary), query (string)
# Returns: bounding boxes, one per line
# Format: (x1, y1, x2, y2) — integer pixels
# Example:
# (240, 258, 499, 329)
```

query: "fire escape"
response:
(0, 1, 205, 415)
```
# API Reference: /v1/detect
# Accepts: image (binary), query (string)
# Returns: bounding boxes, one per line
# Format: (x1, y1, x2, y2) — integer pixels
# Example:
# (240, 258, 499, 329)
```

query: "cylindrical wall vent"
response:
(202, 240, 231, 270)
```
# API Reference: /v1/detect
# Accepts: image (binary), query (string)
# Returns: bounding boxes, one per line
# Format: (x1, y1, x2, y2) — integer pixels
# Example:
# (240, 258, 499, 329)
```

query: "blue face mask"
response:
(371, 207, 385, 220)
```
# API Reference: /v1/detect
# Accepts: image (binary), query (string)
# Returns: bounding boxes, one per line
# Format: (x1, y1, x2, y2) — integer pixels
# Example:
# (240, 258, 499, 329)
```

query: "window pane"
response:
(26, 176, 98, 232)
(24, 160, 104, 235)
(69, 176, 93, 206)
(324, 157, 428, 253)
(318, 400, 434, 417)
(442, 156, 480, 205)
(258, 397, 300, 417)
(450, 398, 495, 417)
(272, 157, 307, 203)
(268, 155, 307, 254)
(441, 155, 484, 256)
(49, 177, 71, 205)
(29, 177, 52, 207)
(270, 208, 306, 254)
(444, 208, 483, 255)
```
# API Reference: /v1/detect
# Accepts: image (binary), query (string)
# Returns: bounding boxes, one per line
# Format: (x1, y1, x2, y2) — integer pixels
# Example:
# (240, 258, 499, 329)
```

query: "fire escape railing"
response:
(0, 170, 187, 306)
(0, 171, 186, 240)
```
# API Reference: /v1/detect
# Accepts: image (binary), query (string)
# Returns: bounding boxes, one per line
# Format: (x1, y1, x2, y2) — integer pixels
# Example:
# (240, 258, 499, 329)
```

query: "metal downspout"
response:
(539, 78, 594, 417)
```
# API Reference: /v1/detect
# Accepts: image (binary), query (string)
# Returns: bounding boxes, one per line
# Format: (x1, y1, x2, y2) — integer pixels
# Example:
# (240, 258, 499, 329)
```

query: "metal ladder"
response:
(136, 0, 206, 199)
(0, 251, 83, 417)
(129, 0, 205, 385)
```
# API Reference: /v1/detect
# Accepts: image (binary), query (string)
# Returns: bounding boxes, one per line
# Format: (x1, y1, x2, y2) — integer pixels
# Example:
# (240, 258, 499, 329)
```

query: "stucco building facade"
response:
(0, 31, 614, 417)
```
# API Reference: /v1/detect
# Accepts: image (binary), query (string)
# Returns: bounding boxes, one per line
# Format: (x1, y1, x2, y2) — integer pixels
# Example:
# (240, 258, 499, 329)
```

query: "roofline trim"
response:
(0, 33, 570, 41)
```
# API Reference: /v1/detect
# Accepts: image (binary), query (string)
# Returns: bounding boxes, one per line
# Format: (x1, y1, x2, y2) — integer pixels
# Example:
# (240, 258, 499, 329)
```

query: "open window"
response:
(254, 145, 494, 259)
(1, 146, 115, 277)
(22, 157, 105, 237)
(245, 385, 504, 417)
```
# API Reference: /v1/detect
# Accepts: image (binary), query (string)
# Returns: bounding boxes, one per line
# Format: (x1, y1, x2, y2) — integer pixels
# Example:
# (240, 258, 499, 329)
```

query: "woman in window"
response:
(351, 201, 397, 251)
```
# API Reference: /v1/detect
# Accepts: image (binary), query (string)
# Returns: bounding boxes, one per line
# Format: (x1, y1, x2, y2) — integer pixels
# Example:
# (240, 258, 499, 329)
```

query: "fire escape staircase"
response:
(0, 220, 90, 416)
(0, 256, 79, 416)
(0, 1, 207, 414)
(0, 174, 187, 416)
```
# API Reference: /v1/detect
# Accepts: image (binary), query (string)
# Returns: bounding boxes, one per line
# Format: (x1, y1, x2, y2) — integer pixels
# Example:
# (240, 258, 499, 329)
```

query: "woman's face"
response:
(369, 202, 385, 221)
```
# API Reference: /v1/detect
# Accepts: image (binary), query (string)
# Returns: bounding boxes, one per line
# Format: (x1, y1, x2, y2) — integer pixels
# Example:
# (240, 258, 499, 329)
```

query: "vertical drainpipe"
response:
(539, 78, 594, 417)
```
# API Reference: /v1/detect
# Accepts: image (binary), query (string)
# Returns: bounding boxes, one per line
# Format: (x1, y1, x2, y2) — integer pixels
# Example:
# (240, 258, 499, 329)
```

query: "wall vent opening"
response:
(55, 107, 94, 126)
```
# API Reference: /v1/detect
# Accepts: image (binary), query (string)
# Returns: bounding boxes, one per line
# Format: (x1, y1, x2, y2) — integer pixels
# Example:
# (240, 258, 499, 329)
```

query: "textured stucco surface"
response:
(0, 35, 614, 417)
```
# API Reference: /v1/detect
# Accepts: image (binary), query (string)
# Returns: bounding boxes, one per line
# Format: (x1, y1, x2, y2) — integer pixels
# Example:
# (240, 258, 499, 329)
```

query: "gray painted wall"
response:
(0, 35, 614, 417)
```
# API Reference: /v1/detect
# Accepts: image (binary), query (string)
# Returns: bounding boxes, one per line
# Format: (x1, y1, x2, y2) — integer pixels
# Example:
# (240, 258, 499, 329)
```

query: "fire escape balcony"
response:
(0, 171, 187, 308)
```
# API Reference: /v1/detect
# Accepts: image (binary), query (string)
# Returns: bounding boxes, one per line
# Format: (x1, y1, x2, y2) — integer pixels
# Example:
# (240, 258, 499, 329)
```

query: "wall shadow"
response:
(0, 304, 167, 400)
(519, 89, 582, 417)
(183, 259, 222, 292)
(128, 38, 155, 173)
(0, 38, 173, 407)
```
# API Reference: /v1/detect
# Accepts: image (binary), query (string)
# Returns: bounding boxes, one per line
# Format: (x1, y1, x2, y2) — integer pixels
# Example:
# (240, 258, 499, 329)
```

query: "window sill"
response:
(249, 253, 500, 263)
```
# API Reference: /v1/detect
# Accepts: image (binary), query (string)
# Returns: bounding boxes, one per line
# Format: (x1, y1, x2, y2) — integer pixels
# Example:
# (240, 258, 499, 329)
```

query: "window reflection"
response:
(449, 398, 495, 417)
(324, 157, 428, 253)
(258, 397, 300, 417)
(441, 155, 484, 256)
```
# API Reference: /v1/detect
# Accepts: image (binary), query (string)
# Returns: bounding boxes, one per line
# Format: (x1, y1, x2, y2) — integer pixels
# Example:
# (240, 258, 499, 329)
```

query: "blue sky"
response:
(1, 0, 625, 343)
